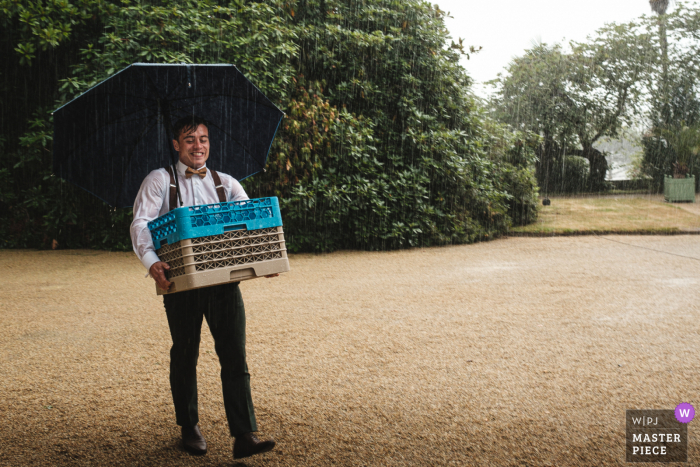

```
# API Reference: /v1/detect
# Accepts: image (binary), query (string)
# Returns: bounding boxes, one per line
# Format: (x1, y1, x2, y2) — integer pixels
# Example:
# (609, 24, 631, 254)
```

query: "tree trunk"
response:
(570, 146, 608, 190)
(650, 1, 670, 124)
(585, 147, 609, 190)
(659, 14, 670, 124)
(535, 135, 563, 195)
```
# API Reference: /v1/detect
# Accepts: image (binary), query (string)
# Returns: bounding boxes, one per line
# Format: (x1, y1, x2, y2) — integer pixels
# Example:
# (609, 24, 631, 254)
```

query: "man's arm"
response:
(131, 169, 172, 290)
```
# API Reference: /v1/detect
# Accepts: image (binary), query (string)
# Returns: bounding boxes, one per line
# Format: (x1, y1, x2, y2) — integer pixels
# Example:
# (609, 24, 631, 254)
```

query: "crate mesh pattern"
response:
(190, 200, 274, 228)
(148, 211, 176, 241)
(157, 227, 284, 279)
(148, 198, 276, 245)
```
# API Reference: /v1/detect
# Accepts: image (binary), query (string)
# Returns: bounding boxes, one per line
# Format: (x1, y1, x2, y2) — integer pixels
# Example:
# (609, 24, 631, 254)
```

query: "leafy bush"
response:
(559, 156, 590, 193)
(273, 0, 528, 250)
(640, 124, 700, 191)
(491, 131, 540, 226)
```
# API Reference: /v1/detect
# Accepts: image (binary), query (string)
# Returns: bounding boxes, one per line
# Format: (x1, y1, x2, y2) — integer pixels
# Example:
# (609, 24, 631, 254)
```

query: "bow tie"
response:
(185, 166, 207, 179)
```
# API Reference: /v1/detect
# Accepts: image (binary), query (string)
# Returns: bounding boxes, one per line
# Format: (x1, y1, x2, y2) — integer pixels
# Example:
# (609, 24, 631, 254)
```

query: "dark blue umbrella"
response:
(53, 63, 284, 207)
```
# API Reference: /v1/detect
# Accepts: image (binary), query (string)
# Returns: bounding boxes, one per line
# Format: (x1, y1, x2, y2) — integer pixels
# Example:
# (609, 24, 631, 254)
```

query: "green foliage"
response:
(278, 112, 515, 251)
(1, 0, 540, 252)
(638, 1, 700, 189)
(641, 123, 700, 189)
(487, 2, 700, 194)
(63, 0, 298, 103)
(560, 156, 591, 193)
(0, 0, 117, 64)
(275, 0, 522, 250)
(484, 127, 540, 226)
(489, 24, 648, 192)
(244, 78, 341, 200)
(657, 124, 700, 168)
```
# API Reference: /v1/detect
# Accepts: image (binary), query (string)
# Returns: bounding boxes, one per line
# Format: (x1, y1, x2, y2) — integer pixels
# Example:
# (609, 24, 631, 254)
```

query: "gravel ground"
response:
(1, 236, 698, 466)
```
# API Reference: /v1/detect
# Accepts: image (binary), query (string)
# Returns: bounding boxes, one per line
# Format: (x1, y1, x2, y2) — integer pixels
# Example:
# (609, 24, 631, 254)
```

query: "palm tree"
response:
(649, 1, 694, 178)
(648, 0, 669, 14)
(649, 0, 671, 123)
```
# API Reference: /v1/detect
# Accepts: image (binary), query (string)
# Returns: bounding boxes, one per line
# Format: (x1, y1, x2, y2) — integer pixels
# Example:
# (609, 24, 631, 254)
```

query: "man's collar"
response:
(176, 161, 207, 175)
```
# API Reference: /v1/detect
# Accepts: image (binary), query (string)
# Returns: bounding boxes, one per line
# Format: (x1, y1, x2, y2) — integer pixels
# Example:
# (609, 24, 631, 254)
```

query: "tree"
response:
(640, 1, 700, 186)
(489, 22, 648, 192)
(271, 0, 522, 249)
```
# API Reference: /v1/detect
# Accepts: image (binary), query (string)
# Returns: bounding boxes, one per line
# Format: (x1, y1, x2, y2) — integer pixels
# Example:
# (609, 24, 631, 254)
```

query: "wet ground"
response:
(1, 236, 698, 466)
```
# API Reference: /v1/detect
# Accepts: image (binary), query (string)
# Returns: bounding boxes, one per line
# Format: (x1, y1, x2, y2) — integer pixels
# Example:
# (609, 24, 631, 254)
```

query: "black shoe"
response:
(181, 425, 207, 455)
(233, 432, 275, 459)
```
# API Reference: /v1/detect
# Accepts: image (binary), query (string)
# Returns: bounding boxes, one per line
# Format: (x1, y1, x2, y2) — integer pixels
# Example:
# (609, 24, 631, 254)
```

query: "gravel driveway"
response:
(1, 235, 698, 466)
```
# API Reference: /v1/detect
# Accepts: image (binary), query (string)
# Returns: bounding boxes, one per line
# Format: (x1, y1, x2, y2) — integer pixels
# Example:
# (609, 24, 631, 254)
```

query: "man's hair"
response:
(172, 115, 210, 140)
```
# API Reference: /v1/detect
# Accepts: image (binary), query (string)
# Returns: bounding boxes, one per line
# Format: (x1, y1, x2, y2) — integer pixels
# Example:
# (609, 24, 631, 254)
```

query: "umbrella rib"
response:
(155, 70, 279, 112)
(85, 109, 161, 131)
(72, 102, 160, 134)
(114, 119, 160, 206)
(56, 92, 156, 115)
(143, 70, 166, 100)
(104, 113, 160, 127)
(143, 70, 185, 206)
(164, 76, 189, 101)
(57, 106, 161, 163)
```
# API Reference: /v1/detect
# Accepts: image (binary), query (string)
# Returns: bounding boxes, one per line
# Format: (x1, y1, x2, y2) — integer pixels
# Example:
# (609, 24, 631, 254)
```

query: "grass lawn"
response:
(510, 194, 700, 235)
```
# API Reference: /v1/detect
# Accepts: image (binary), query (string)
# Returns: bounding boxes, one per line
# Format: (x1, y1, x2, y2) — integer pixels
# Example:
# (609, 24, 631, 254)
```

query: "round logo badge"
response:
(675, 403, 695, 424)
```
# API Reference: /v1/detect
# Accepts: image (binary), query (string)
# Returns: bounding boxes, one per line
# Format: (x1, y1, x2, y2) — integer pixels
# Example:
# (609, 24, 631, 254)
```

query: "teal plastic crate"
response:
(148, 197, 282, 249)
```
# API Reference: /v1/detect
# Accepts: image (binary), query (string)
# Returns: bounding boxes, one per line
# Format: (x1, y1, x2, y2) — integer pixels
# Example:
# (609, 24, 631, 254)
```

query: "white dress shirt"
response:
(130, 161, 249, 271)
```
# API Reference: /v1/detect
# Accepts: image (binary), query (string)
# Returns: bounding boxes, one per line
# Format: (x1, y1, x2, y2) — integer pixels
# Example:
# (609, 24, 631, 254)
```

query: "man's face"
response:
(173, 124, 210, 169)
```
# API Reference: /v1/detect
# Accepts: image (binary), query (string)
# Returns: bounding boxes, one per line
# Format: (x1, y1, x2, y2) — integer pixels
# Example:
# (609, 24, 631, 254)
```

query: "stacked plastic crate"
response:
(148, 197, 289, 295)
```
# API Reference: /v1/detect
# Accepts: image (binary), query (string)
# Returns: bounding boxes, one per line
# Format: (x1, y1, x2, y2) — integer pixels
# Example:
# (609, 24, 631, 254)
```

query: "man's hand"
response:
(150, 261, 172, 290)
(264, 273, 279, 278)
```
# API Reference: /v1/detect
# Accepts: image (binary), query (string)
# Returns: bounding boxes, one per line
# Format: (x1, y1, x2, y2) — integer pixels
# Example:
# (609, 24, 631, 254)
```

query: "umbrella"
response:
(52, 63, 284, 208)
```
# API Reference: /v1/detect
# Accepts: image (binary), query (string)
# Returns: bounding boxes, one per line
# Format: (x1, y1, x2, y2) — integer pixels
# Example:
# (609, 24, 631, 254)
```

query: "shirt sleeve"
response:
(221, 174, 249, 201)
(130, 170, 168, 271)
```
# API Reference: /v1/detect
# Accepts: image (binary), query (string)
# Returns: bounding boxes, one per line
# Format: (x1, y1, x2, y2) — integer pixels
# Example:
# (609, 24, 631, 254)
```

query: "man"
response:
(130, 115, 276, 459)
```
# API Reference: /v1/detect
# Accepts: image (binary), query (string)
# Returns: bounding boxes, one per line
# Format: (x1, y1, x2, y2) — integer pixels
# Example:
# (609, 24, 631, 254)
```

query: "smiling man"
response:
(129, 115, 276, 460)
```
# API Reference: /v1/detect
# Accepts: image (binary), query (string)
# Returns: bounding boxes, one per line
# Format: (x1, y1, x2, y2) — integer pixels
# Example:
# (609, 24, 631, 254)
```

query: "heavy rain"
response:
(0, 0, 698, 465)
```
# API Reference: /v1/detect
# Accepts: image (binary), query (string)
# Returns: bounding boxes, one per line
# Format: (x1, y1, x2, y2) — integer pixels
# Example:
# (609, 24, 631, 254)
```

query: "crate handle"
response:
(224, 224, 248, 232)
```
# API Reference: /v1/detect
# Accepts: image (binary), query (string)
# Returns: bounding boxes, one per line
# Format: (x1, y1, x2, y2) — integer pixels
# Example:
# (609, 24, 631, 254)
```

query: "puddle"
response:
(661, 277, 698, 287)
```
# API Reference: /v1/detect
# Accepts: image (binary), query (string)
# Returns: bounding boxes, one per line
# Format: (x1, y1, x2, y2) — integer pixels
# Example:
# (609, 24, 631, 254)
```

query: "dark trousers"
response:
(163, 282, 257, 436)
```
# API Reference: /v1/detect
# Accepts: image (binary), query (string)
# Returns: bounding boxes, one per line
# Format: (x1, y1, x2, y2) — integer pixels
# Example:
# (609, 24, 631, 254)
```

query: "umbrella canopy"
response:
(53, 63, 284, 207)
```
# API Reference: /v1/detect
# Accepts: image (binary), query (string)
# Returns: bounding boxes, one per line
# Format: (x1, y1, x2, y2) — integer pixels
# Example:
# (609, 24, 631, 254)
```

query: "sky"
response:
(434, 0, 667, 98)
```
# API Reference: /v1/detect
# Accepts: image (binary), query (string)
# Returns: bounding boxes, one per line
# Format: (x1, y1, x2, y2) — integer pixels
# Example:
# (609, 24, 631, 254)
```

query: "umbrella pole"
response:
(162, 108, 183, 207)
